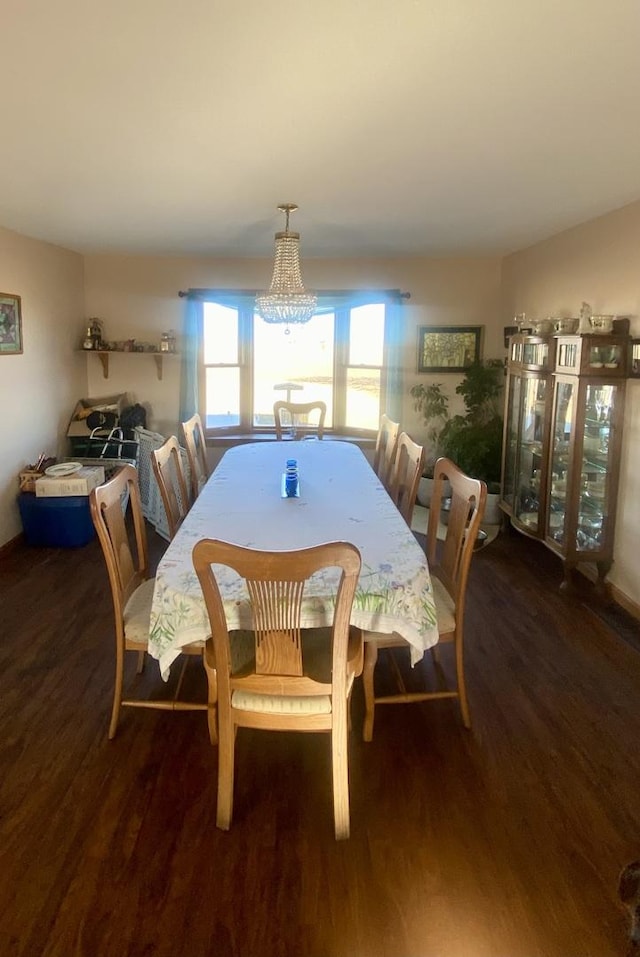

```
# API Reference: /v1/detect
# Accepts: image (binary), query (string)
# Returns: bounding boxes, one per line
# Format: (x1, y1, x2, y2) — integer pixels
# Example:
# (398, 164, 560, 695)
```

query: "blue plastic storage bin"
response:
(18, 493, 95, 547)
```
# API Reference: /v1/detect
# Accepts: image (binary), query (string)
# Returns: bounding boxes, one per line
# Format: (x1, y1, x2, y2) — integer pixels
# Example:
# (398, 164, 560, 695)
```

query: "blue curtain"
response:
(383, 298, 404, 422)
(178, 296, 200, 424)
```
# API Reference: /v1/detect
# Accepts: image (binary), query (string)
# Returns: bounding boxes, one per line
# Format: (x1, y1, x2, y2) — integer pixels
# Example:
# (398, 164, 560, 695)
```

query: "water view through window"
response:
(253, 314, 335, 427)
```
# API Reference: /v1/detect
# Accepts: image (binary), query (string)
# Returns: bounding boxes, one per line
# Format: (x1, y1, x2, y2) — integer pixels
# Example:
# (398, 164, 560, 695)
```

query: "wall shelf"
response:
(78, 350, 177, 381)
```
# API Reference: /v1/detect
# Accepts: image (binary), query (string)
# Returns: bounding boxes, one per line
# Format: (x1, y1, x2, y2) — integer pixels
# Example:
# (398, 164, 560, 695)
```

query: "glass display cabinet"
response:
(502, 332, 629, 591)
(554, 333, 628, 377)
(500, 334, 555, 538)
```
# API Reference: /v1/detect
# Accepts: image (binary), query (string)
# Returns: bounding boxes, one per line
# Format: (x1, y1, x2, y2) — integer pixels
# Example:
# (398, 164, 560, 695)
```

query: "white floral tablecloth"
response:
(149, 440, 439, 678)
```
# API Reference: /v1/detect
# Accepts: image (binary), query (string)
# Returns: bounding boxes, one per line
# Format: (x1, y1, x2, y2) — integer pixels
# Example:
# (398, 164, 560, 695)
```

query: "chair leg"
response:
(207, 704, 218, 746)
(332, 705, 350, 840)
(430, 643, 448, 692)
(173, 655, 190, 702)
(136, 650, 145, 674)
(206, 671, 218, 747)
(202, 646, 218, 746)
(108, 650, 125, 740)
(362, 641, 379, 743)
(454, 632, 471, 729)
(216, 711, 235, 831)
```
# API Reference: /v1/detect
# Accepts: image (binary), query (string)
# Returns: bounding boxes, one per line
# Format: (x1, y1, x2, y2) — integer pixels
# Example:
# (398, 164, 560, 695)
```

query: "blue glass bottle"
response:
(285, 458, 299, 497)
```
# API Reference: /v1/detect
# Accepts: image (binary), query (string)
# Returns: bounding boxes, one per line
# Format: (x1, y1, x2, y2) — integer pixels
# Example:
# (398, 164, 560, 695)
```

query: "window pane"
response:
(203, 303, 238, 364)
(349, 304, 384, 365)
(346, 369, 381, 430)
(205, 367, 240, 428)
(253, 314, 335, 427)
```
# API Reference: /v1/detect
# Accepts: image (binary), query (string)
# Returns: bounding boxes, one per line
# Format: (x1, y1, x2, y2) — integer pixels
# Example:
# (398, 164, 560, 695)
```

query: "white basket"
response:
(134, 427, 191, 541)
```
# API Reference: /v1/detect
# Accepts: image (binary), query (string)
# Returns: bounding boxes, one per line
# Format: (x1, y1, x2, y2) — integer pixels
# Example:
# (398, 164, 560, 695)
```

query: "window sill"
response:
(206, 431, 376, 451)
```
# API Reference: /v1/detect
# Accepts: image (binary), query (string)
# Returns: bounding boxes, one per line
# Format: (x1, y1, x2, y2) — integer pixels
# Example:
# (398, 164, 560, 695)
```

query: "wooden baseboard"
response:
(576, 562, 639, 623)
(609, 584, 640, 623)
(0, 532, 24, 559)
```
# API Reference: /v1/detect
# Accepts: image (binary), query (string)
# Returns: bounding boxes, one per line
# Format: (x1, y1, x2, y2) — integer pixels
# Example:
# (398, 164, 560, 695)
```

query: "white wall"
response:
(0, 226, 85, 546)
(501, 200, 640, 608)
(82, 252, 504, 438)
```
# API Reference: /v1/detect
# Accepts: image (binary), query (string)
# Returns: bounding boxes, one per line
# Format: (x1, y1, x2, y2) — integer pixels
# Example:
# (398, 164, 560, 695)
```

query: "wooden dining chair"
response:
(387, 431, 426, 526)
(89, 464, 213, 740)
(274, 400, 327, 440)
(181, 412, 210, 504)
(192, 538, 363, 840)
(362, 457, 487, 741)
(373, 413, 400, 489)
(151, 435, 190, 539)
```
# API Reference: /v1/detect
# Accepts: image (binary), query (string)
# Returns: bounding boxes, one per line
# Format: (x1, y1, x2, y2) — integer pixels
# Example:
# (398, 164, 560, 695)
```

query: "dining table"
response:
(148, 439, 440, 679)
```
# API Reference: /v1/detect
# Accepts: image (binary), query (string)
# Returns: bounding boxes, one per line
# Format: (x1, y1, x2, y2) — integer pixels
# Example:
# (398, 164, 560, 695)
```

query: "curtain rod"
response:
(178, 288, 411, 300)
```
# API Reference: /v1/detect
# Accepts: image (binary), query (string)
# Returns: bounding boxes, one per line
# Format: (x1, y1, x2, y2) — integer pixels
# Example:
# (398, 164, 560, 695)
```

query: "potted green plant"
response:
(438, 359, 504, 522)
(409, 381, 449, 506)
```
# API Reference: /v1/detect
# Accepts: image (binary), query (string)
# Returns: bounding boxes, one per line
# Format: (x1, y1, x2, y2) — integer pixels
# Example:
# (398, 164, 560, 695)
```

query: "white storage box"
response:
(35, 465, 106, 498)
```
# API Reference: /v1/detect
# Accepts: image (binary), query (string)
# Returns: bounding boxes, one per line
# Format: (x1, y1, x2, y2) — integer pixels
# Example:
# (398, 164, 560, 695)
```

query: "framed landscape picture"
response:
(0, 292, 23, 355)
(417, 325, 481, 373)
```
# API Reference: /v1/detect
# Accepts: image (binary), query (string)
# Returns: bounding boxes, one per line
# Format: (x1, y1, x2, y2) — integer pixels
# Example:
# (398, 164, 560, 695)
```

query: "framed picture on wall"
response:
(0, 292, 23, 355)
(417, 325, 482, 373)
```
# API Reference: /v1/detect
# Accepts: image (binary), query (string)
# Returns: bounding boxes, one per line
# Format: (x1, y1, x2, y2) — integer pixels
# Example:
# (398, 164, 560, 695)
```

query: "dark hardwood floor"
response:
(1, 523, 639, 957)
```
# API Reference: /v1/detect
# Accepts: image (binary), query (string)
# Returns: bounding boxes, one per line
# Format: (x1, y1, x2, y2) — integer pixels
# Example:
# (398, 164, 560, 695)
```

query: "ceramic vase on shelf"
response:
(578, 301, 592, 335)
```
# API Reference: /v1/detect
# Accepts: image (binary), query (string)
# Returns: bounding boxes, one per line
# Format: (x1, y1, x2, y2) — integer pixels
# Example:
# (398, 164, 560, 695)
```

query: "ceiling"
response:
(2, 0, 640, 259)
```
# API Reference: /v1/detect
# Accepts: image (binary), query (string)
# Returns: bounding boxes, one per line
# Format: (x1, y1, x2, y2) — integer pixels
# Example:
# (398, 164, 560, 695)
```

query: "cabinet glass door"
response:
(522, 341, 549, 368)
(514, 375, 547, 532)
(547, 381, 574, 545)
(576, 384, 616, 552)
(587, 341, 625, 372)
(502, 374, 521, 509)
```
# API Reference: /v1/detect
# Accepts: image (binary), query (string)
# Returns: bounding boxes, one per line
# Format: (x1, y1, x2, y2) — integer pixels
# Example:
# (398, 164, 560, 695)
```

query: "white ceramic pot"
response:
(531, 318, 554, 334)
(441, 492, 501, 531)
(417, 477, 451, 508)
(589, 315, 614, 334)
(483, 492, 502, 526)
(553, 317, 579, 334)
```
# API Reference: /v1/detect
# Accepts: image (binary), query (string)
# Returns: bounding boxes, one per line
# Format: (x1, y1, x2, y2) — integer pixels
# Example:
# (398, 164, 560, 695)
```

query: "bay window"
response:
(185, 290, 404, 436)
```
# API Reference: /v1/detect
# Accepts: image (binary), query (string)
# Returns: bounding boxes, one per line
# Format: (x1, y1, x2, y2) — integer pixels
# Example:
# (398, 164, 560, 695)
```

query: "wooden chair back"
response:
(90, 464, 148, 631)
(373, 414, 400, 488)
(274, 400, 327, 440)
(181, 412, 209, 504)
(426, 456, 487, 614)
(192, 538, 362, 839)
(388, 432, 425, 526)
(151, 435, 190, 539)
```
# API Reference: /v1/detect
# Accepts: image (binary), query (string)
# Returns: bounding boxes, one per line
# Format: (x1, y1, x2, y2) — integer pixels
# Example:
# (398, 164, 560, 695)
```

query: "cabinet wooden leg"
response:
(559, 562, 575, 592)
(595, 560, 613, 601)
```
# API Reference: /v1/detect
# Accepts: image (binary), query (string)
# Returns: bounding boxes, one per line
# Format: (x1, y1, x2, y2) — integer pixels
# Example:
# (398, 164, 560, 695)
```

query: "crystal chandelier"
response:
(255, 203, 317, 324)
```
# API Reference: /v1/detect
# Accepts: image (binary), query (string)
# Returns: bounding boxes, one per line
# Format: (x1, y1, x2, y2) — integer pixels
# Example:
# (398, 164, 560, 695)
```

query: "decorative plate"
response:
(44, 462, 83, 477)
